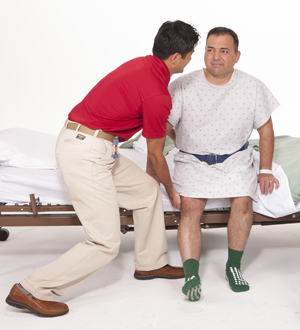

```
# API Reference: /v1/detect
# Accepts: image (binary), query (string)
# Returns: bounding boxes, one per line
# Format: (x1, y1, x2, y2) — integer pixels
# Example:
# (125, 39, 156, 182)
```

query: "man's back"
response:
(69, 55, 171, 141)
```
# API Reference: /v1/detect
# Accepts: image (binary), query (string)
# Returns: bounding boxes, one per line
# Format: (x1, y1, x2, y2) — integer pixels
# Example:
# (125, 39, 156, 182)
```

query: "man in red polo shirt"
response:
(6, 20, 200, 317)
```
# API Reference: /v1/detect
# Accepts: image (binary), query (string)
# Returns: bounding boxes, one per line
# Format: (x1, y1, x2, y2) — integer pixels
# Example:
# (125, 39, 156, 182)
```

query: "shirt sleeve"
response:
(168, 79, 183, 128)
(142, 94, 172, 139)
(253, 80, 280, 130)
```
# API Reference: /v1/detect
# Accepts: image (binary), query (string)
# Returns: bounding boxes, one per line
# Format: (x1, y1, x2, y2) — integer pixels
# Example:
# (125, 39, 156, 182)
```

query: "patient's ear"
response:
(235, 51, 241, 63)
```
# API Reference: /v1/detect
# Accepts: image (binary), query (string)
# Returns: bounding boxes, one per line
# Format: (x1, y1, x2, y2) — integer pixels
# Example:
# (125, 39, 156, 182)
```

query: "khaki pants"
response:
(21, 125, 168, 301)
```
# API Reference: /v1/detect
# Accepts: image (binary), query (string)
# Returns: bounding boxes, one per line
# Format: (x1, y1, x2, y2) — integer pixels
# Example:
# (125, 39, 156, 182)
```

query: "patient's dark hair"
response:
(206, 27, 239, 53)
(153, 20, 200, 60)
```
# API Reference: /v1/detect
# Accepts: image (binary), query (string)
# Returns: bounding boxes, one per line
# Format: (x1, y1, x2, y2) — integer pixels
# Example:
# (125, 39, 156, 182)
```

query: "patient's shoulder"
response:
(169, 70, 203, 89)
(233, 69, 264, 85)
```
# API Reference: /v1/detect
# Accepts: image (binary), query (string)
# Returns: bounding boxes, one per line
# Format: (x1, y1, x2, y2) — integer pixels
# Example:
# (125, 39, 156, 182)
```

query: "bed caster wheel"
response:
(0, 228, 10, 241)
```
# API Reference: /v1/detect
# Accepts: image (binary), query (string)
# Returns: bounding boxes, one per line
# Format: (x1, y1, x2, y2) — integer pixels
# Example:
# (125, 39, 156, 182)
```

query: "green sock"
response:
(182, 259, 201, 301)
(225, 248, 249, 292)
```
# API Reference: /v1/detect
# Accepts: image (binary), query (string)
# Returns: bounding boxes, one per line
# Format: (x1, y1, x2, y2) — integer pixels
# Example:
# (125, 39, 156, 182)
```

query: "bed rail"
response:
(1, 194, 300, 240)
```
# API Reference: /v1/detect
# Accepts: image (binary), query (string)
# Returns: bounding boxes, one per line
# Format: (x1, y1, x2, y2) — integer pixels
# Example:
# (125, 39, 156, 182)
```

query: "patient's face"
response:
(204, 34, 240, 83)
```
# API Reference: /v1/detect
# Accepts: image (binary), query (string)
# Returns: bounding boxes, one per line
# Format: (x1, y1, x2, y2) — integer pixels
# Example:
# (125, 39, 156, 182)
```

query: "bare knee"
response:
(180, 197, 207, 222)
(231, 196, 252, 213)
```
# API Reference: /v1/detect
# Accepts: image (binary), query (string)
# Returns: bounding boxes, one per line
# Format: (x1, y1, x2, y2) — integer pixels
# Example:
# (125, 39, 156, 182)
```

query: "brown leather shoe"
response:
(134, 264, 185, 280)
(6, 284, 69, 317)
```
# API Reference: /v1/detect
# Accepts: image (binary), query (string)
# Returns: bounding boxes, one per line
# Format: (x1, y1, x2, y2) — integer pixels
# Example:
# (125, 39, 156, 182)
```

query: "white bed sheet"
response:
(0, 148, 298, 218)
(0, 166, 71, 205)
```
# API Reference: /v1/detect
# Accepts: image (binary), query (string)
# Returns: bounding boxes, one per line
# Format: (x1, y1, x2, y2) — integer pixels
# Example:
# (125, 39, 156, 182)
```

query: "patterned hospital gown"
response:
(168, 69, 280, 201)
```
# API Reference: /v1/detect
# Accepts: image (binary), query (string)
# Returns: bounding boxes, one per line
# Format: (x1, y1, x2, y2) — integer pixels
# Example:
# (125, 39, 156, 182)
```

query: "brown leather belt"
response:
(65, 121, 115, 143)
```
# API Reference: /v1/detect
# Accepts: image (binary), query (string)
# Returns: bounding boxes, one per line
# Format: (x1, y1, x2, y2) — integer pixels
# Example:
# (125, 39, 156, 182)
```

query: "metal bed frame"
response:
(1, 193, 300, 242)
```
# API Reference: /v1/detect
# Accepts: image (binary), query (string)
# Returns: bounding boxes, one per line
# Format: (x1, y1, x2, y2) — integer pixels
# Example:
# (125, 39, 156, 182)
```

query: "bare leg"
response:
(228, 196, 253, 251)
(226, 196, 253, 292)
(178, 197, 207, 301)
(178, 197, 207, 262)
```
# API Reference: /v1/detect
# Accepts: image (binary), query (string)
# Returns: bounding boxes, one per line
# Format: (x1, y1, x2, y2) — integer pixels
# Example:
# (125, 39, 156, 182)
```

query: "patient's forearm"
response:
(258, 118, 274, 169)
(257, 117, 279, 195)
(259, 139, 274, 170)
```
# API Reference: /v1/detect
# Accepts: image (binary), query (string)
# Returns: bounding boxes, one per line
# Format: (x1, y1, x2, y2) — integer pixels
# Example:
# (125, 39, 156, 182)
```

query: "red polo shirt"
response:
(68, 55, 172, 142)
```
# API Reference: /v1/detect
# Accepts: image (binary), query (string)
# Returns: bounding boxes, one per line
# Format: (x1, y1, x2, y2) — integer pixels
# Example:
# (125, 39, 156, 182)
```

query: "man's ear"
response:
(235, 51, 241, 64)
(162, 53, 182, 75)
(169, 53, 181, 65)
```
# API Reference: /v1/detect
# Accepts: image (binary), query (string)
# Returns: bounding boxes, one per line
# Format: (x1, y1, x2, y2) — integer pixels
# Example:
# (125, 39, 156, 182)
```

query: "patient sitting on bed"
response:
(167, 27, 280, 301)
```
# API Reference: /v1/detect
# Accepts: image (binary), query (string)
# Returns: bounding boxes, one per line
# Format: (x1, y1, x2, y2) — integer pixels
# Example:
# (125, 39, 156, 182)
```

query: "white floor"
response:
(1, 223, 300, 330)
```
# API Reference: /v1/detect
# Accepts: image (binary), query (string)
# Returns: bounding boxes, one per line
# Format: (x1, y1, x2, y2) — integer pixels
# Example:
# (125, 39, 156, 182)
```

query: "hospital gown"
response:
(168, 69, 280, 201)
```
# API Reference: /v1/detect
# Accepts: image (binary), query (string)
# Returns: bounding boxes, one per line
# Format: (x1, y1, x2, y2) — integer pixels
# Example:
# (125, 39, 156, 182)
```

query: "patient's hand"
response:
(258, 173, 279, 195)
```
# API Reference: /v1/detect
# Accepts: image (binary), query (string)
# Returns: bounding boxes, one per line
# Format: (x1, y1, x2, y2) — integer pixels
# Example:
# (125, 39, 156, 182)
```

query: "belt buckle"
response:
(206, 153, 217, 165)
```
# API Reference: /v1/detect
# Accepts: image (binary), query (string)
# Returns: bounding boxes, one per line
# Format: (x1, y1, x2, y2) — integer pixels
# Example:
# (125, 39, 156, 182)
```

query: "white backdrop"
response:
(0, 0, 298, 138)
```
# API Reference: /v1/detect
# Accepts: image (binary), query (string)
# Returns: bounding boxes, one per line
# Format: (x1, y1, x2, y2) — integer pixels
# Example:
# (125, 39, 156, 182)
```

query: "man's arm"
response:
(257, 117, 279, 195)
(146, 136, 181, 210)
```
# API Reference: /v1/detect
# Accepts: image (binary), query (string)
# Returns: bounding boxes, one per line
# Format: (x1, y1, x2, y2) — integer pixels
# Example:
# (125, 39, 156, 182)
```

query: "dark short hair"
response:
(206, 27, 239, 53)
(153, 20, 200, 60)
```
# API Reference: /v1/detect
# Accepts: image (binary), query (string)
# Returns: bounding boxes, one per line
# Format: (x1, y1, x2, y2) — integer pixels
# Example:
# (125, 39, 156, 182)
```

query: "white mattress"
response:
(0, 148, 299, 218)
(0, 166, 71, 205)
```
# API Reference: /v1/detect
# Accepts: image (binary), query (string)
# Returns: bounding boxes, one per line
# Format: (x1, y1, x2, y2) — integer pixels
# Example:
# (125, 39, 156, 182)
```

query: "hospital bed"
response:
(1, 129, 300, 241)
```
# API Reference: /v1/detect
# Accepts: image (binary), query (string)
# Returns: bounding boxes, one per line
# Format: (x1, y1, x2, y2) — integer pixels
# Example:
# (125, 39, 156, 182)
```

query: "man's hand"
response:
(258, 173, 279, 195)
(169, 188, 181, 210)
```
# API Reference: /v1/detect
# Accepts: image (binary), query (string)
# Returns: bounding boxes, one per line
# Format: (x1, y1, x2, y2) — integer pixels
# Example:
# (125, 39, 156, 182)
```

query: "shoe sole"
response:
(6, 296, 69, 317)
(134, 273, 185, 280)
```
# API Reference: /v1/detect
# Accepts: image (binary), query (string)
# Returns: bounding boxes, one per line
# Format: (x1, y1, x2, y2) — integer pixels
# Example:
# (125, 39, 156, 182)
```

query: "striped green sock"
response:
(182, 259, 201, 301)
(225, 248, 249, 292)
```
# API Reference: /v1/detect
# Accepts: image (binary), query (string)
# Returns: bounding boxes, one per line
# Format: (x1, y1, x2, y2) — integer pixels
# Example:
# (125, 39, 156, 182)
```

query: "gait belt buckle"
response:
(206, 153, 218, 165)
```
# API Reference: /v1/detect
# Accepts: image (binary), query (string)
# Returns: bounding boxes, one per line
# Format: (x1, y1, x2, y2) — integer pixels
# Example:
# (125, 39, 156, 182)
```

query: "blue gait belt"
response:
(180, 141, 249, 165)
